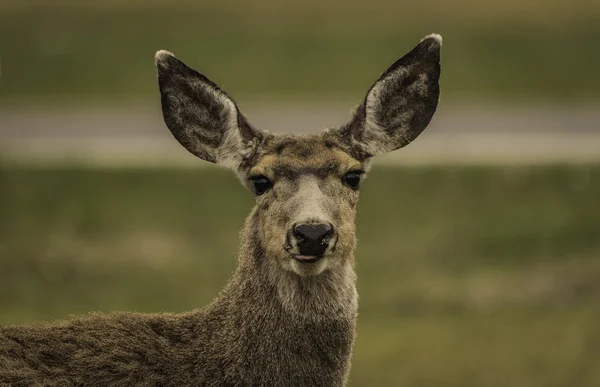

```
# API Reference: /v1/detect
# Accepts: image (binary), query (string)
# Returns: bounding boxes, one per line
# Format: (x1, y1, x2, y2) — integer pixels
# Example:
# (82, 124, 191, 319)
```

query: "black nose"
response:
(293, 223, 334, 256)
(294, 223, 332, 242)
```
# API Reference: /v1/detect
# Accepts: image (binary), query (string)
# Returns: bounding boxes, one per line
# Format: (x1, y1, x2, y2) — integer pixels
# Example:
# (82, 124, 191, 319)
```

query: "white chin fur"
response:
(291, 258, 328, 276)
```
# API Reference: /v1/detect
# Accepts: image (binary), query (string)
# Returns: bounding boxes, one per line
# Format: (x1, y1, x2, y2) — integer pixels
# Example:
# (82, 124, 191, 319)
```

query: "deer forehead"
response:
(250, 136, 362, 179)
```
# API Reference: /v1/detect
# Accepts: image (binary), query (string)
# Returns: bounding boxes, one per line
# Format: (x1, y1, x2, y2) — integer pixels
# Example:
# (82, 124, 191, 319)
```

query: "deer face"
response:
(155, 34, 441, 276)
(245, 135, 364, 276)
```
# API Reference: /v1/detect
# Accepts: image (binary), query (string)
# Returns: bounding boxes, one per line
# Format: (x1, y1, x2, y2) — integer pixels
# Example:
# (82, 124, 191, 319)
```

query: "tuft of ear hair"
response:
(327, 34, 442, 159)
(154, 50, 266, 170)
(154, 50, 175, 66)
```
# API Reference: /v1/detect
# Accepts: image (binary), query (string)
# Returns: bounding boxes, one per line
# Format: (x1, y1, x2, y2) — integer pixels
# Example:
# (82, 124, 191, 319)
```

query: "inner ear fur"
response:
(329, 34, 442, 159)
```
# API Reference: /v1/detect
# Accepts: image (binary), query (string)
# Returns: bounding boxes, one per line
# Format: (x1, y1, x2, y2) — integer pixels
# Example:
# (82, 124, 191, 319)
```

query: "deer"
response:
(0, 34, 441, 386)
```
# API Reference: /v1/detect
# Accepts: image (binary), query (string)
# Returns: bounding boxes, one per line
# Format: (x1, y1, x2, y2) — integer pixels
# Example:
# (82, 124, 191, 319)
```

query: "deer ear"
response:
(329, 34, 441, 159)
(155, 50, 265, 169)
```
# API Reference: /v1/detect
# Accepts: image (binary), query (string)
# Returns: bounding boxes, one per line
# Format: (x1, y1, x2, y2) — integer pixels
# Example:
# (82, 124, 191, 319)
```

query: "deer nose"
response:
(292, 223, 334, 257)
(294, 223, 333, 242)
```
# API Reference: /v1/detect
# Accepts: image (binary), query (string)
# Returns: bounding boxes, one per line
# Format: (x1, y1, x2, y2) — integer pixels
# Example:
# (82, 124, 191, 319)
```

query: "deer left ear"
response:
(329, 34, 442, 159)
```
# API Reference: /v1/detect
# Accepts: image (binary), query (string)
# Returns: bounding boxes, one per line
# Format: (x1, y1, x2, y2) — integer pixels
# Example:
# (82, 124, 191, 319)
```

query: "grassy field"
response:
(1, 164, 599, 386)
(1, 1, 599, 103)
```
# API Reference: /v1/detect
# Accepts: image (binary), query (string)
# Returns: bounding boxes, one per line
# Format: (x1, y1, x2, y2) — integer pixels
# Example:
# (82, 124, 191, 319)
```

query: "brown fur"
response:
(0, 35, 441, 386)
(1, 209, 356, 386)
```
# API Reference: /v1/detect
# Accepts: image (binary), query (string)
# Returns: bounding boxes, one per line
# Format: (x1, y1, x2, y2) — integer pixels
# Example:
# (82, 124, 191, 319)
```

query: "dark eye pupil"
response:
(252, 177, 272, 195)
(344, 172, 361, 190)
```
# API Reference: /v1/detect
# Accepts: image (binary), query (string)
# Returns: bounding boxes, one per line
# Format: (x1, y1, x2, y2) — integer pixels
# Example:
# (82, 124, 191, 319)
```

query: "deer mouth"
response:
(292, 255, 324, 264)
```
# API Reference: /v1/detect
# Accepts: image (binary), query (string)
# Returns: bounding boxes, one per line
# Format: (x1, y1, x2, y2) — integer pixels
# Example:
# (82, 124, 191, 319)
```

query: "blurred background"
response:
(1, 0, 600, 385)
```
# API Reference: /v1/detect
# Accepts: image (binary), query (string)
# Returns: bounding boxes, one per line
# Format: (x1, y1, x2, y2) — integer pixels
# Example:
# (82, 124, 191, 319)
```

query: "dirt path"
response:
(2, 103, 599, 166)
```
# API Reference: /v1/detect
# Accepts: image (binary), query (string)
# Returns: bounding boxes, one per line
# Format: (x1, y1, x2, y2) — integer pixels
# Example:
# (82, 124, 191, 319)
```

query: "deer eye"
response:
(343, 171, 363, 190)
(249, 175, 272, 196)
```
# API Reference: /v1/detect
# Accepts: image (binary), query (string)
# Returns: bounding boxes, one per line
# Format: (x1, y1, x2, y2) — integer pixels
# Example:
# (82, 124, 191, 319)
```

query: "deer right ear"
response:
(329, 34, 442, 160)
(155, 50, 265, 169)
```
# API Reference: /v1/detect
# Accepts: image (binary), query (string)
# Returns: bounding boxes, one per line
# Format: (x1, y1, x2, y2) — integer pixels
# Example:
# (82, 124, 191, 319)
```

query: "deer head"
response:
(155, 34, 441, 276)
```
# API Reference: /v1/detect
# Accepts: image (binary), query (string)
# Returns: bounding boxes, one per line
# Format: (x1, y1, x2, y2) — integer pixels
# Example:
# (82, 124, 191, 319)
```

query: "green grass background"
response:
(1, 0, 600, 103)
(1, 164, 599, 386)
